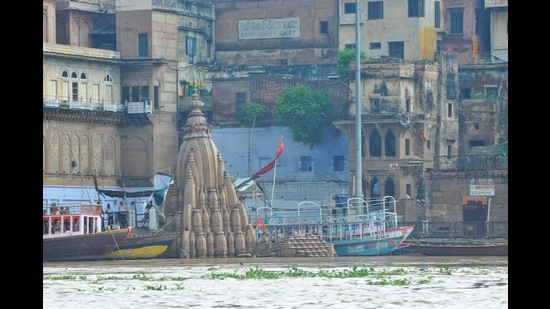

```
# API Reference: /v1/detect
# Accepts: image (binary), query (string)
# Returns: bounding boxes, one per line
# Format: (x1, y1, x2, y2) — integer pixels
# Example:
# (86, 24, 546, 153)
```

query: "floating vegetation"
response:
(43, 266, 496, 289)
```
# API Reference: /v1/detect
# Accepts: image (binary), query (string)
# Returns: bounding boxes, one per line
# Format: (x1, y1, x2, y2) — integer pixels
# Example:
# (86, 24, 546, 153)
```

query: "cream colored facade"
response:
(339, 0, 439, 60)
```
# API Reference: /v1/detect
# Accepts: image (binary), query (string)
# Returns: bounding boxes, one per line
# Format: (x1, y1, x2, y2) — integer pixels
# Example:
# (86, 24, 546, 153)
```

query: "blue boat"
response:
(262, 196, 414, 256)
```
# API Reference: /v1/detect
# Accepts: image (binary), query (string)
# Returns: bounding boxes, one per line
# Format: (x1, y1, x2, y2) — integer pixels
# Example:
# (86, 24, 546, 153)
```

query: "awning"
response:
(90, 24, 116, 35)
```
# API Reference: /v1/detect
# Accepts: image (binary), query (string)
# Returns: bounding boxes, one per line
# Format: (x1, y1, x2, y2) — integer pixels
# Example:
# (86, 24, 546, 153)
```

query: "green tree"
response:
(239, 102, 269, 127)
(336, 49, 367, 78)
(273, 85, 332, 146)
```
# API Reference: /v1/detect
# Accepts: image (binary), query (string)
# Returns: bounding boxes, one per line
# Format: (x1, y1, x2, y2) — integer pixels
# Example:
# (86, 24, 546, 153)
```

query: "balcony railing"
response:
(43, 96, 152, 114)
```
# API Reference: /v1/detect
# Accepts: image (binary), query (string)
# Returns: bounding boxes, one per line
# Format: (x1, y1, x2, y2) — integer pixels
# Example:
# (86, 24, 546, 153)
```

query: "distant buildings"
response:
(43, 0, 507, 225)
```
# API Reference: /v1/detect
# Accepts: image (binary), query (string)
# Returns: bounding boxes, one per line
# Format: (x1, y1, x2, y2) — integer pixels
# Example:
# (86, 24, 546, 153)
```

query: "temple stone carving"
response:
(164, 88, 257, 258)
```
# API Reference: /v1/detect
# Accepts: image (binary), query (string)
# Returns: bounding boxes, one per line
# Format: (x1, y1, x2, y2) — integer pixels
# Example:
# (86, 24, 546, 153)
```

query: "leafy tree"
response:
(273, 85, 332, 146)
(336, 49, 367, 78)
(239, 102, 269, 127)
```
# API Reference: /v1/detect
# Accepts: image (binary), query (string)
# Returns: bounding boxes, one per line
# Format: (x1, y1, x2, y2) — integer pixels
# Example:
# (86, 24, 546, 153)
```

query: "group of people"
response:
(49, 202, 70, 215)
(103, 200, 155, 229)
(104, 201, 128, 228)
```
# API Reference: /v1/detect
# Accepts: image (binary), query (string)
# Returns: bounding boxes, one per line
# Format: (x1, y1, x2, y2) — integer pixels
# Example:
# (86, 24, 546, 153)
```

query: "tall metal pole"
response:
(354, 0, 363, 199)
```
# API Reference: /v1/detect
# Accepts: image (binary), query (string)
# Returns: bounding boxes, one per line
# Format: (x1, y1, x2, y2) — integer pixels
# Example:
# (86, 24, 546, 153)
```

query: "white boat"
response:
(262, 196, 414, 256)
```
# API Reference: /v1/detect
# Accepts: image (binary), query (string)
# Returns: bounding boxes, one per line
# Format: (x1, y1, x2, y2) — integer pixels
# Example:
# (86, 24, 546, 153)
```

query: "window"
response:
(132, 86, 140, 102)
(344, 2, 356, 14)
(485, 86, 499, 98)
(207, 40, 212, 58)
(345, 44, 356, 49)
(370, 98, 380, 113)
(447, 145, 452, 158)
(470, 140, 485, 147)
(385, 130, 396, 157)
(140, 86, 149, 103)
(369, 130, 382, 157)
(460, 88, 471, 99)
(405, 139, 411, 155)
(300, 156, 312, 172)
(154, 86, 159, 109)
(406, 184, 412, 197)
(370, 42, 381, 49)
(475, 8, 482, 35)
(104, 75, 113, 83)
(138, 34, 148, 57)
(236, 92, 246, 112)
(408, 0, 425, 17)
(320, 21, 328, 34)
(368, 2, 383, 20)
(80, 73, 87, 80)
(450, 9, 464, 34)
(427, 140, 431, 149)
(186, 36, 197, 63)
(435, 1, 441, 28)
(474, 123, 480, 130)
(333, 156, 345, 171)
(72, 82, 78, 101)
(436, 40, 442, 52)
(122, 86, 130, 103)
(406, 99, 411, 113)
(447, 102, 453, 117)
(388, 41, 404, 58)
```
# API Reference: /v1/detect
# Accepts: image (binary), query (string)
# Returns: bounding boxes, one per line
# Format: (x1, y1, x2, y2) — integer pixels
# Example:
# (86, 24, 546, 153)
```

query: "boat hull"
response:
(328, 226, 414, 256)
(407, 242, 508, 256)
(105, 245, 169, 260)
(43, 228, 132, 262)
(119, 232, 177, 250)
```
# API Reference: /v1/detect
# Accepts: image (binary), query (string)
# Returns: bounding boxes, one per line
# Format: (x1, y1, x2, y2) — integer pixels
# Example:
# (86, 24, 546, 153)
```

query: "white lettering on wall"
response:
(238, 18, 300, 40)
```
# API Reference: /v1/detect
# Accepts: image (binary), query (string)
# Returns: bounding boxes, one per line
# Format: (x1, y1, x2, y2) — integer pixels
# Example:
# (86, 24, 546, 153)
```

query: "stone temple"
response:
(160, 88, 336, 259)
(163, 88, 257, 258)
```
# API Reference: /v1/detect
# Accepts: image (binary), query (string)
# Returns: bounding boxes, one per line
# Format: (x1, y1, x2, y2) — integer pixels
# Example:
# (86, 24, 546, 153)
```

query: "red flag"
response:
(420, 131, 427, 141)
(252, 137, 284, 179)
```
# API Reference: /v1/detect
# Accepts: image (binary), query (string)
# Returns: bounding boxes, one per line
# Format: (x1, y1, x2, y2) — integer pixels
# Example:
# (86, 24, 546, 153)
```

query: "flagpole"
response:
(269, 159, 277, 215)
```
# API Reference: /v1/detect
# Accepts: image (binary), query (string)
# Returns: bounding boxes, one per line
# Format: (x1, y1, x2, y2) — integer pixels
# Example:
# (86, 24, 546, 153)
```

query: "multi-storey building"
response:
(339, 0, 439, 61)
(42, 0, 507, 228)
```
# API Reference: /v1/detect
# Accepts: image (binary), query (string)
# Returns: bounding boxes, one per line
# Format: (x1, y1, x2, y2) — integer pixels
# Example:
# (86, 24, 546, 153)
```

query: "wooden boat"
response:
(390, 241, 413, 255)
(43, 202, 132, 262)
(406, 241, 508, 256)
(262, 196, 414, 256)
(105, 231, 177, 259)
(105, 245, 169, 260)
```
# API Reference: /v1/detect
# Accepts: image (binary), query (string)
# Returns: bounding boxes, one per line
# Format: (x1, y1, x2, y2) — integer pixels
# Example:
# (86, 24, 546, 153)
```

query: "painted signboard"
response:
(238, 18, 300, 40)
(127, 101, 145, 114)
(469, 184, 495, 196)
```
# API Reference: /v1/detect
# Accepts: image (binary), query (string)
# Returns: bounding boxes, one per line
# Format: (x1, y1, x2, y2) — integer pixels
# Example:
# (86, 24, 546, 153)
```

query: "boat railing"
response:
(43, 203, 103, 216)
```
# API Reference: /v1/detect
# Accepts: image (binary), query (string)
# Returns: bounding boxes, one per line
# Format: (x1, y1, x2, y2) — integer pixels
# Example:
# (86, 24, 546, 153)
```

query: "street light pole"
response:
(354, 0, 363, 199)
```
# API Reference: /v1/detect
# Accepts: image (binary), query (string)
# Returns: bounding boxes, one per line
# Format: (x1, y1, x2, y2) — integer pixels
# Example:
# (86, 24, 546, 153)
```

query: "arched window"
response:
(80, 72, 87, 80)
(104, 74, 113, 83)
(369, 130, 382, 157)
(62, 70, 69, 78)
(384, 129, 396, 157)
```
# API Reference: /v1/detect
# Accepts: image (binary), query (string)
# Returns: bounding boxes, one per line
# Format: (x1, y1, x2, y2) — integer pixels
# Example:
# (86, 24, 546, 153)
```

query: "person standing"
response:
(105, 203, 114, 228)
(119, 201, 128, 228)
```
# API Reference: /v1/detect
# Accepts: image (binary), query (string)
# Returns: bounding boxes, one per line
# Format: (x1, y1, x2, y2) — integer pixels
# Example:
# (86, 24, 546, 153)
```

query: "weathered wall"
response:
(422, 170, 508, 223)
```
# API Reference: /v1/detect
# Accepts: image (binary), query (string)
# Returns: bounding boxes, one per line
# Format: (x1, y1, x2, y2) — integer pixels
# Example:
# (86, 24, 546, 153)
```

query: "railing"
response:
(400, 220, 508, 240)
(43, 96, 125, 112)
(43, 97, 154, 114)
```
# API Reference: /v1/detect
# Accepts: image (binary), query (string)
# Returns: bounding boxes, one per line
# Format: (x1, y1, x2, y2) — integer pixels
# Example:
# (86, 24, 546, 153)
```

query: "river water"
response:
(43, 256, 508, 308)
